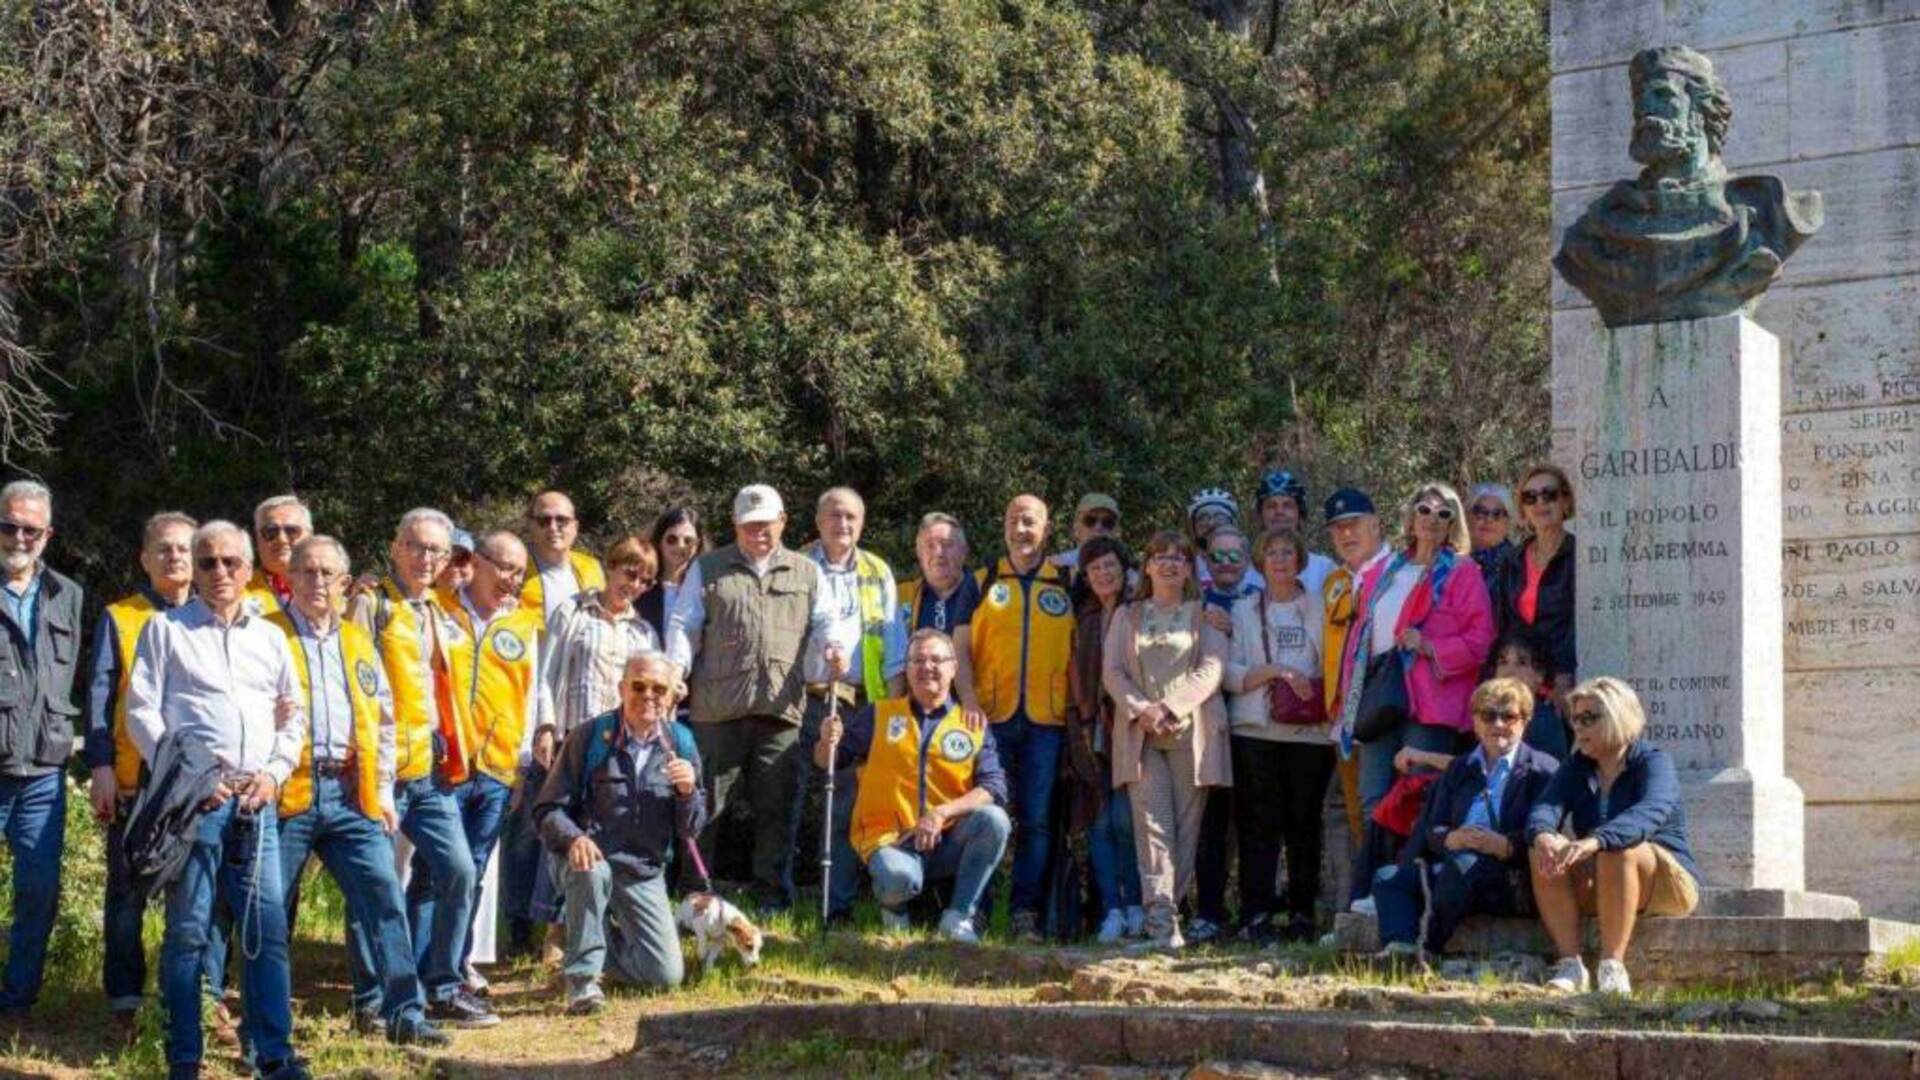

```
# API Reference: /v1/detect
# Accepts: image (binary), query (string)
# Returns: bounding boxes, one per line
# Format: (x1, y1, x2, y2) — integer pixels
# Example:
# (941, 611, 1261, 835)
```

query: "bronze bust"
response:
(1555, 46, 1823, 327)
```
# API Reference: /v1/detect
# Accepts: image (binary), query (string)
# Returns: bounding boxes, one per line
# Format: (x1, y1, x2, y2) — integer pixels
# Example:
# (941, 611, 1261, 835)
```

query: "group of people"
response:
(0, 465, 1701, 1078)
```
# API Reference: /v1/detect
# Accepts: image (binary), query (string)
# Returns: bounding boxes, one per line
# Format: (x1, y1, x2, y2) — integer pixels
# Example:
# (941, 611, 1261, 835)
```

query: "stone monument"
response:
(1555, 45, 1824, 902)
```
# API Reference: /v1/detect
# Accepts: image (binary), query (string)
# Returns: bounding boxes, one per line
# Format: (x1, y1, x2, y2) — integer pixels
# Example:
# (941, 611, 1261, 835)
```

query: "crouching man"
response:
(532, 651, 704, 1014)
(815, 628, 1009, 944)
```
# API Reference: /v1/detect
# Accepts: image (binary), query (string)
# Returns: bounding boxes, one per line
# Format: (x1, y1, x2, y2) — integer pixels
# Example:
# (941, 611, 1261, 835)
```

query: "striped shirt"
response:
(545, 591, 660, 736)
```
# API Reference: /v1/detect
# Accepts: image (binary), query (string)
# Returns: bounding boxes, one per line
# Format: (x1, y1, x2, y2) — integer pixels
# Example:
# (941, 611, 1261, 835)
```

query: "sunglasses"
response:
(1415, 503, 1455, 520)
(1468, 506, 1508, 521)
(1081, 513, 1118, 530)
(532, 514, 575, 529)
(1570, 710, 1604, 729)
(196, 555, 246, 574)
(1520, 486, 1562, 506)
(1206, 548, 1245, 565)
(617, 565, 656, 586)
(626, 679, 674, 697)
(0, 520, 47, 543)
(661, 533, 697, 547)
(258, 524, 305, 541)
(1474, 708, 1523, 726)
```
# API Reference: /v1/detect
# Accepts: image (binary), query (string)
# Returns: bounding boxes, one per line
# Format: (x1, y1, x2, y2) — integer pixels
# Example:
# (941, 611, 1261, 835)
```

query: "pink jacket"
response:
(1339, 550, 1495, 733)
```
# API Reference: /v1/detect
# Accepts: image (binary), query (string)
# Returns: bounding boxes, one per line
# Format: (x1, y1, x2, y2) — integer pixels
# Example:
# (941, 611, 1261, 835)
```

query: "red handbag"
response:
(1370, 771, 1439, 838)
(1261, 598, 1326, 726)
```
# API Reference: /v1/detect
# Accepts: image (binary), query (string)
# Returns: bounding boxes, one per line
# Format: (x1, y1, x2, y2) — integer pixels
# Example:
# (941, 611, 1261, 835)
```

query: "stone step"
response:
(1333, 910, 1920, 986)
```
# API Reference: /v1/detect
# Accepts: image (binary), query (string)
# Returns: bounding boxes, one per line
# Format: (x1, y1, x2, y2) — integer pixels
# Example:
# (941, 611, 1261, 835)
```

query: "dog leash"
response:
(653, 725, 716, 894)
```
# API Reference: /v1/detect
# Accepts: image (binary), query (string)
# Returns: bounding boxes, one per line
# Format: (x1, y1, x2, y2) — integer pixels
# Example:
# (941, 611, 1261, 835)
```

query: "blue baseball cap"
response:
(449, 527, 476, 554)
(1323, 487, 1376, 524)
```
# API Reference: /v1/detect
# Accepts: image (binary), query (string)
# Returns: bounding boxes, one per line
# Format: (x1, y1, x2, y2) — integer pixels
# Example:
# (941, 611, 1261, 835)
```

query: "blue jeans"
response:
(1087, 787, 1140, 916)
(867, 804, 1011, 920)
(408, 773, 511, 977)
(500, 763, 546, 940)
(1373, 850, 1525, 954)
(159, 801, 293, 1068)
(0, 769, 65, 1009)
(993, 716, 1063, 915)
(559, 861, 683, 990)
(1357, 719, 1460, 819)
(278, 775, 424, 1029)
(384, 777, 476, 1002)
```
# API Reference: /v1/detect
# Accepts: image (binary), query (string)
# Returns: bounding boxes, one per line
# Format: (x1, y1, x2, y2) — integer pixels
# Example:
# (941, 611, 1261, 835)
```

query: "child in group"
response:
(1490, 634, 1568, 762)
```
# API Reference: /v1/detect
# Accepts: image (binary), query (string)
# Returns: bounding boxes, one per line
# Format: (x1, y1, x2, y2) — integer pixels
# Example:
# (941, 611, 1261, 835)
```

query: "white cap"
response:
(732, 484, 785, 525)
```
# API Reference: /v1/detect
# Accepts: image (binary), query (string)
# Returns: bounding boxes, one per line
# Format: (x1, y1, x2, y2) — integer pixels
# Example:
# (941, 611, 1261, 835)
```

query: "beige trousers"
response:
(1127, 739, 1209, 931)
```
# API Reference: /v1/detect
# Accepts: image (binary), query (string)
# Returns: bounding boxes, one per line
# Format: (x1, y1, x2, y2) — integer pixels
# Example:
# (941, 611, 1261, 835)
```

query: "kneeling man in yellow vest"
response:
(814, 628, 1009, 944)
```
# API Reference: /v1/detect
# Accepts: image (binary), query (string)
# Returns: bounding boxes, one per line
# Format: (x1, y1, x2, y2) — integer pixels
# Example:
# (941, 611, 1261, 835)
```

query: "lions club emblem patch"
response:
(989, 582, 1011, 606)
(938, 730, 975, 763)
(1036, 587, 1070, 617)
(354, 659, 380, 697)
(490, 628, 526, 662)
(887, 716, 909, 742)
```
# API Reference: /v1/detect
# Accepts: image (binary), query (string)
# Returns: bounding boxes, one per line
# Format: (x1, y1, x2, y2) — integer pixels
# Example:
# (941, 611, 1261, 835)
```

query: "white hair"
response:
(816, 486, 865, 515)
(916, 511, 967, 547)
(291, 534, 350, 573)
(0, 480, 51, 514)
(193, 520, 255, 564)
(393, 507, 454, 541)
(253, 494, 313, 533)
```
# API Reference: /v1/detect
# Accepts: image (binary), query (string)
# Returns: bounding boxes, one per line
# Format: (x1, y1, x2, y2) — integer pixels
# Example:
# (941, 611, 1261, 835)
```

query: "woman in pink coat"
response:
(1336, 481, 1496, 828)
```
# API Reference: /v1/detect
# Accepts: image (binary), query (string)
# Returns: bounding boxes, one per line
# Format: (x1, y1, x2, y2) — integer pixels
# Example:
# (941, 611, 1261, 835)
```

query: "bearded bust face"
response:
(1625, 48, 1729, 183)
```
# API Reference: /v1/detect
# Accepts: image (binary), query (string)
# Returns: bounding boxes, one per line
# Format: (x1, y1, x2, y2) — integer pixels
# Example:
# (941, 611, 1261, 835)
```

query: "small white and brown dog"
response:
(677, 893, 763, 970)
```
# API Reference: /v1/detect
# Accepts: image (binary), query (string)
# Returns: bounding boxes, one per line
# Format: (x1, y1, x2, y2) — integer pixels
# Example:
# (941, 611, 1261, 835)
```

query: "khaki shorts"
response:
(1575, 843, 1699, 916)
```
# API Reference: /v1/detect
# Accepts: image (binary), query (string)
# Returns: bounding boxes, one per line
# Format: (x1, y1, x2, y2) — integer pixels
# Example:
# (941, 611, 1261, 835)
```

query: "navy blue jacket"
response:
(1402, 742, 1559, 868)
(1488, 534, 1576, 680)
(1525, 740, 1700, 886)
(533, 713, 709, 881)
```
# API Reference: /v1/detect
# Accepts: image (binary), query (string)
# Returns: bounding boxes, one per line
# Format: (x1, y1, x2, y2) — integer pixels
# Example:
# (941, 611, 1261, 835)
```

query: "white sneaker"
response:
(1349, 896, 1377, 916)
(937, 911, 980, 945)
(1096, 909, 1128, 944)
(1546, 955, 1591, 994)
(463, 962, 490, 996)
(1154, 925, 1186, 951)
(1595, 958, 1632, 996)
(1374, 941, 1421, 961)
(880, 908, 912, 934)
(1124, 906, 1147, 938)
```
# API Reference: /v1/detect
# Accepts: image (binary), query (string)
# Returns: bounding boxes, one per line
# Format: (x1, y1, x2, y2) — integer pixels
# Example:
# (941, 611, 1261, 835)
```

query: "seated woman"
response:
(1526, 676, 1700, 997)
(1371, 678, 1559, 958)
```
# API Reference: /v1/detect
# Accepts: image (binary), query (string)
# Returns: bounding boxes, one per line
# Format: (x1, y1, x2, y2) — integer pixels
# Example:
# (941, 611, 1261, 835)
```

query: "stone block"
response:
(1789, 19, 1920, 161)
(1783, 537, 1920, 664)
(1787, 667, 1920, 802)
(1552, 41, 1787, 190)
(1551, 1, 1920, 73)
(1780, 409, 1920, 540)
(1614, 1030, 1918, 1080)
(1806, 803, 1920, 922)
(926, 1003, 1127, 1064)
(1772, 274, 1920, 414)
(1122, 1012, 1346, 1071)
(1696, 887, 1862, 919)
(1346, 1023, 1603, 1080)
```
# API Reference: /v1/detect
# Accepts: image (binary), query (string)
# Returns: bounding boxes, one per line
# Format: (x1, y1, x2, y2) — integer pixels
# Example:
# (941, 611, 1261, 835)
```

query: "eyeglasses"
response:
(1148, 552, 1187, 565)
(477, 551, 527, 580)
(291, 565, 341, 580)
(626, 679, 674, 698)
(448, 550, 473, 566)
(196, 556, 246, 574)
(1570, 710, 1604, 729)
(403, 540, 451, 561)
(909, 654, 957, 669)
(532, 514, 575, 529)
(1520, 486, 1562, 506)
(1473, 708, 1523, 726)
(1468, 506, 1508, 521)
(1081, 513, 1117, 530)
(1206, 549, 1245, 565)
(0, 520, 47, 543)
(1415, 504, 1455, 521)
(616, 564, 652, 582)
(661, 533, 697, 547)
(257, 524, 305, 541)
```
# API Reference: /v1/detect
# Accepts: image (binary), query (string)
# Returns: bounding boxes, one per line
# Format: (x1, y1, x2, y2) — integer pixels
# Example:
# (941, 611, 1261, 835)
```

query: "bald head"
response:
(472, 529, 529, 608)
(1004, 494, 1050, 571)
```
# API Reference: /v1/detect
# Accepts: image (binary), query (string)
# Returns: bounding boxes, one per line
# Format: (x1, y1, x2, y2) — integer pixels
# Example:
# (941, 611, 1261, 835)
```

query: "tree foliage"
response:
(1, 0, 1548, 585)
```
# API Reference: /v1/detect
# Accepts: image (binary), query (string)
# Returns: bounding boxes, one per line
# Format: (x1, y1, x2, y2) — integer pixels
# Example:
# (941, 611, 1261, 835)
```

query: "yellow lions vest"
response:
(103, 594, 164, 790)
(368, 579, 475, 784)
(269, 612, 385, 820)
(519, 549, 607, 614)
(968, 559, 1075, 726)
(455, 601, 544, 786)
(849, 698, 985, 859)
